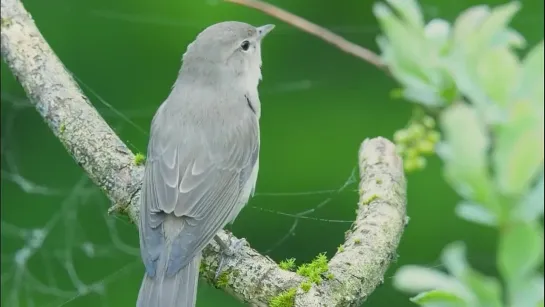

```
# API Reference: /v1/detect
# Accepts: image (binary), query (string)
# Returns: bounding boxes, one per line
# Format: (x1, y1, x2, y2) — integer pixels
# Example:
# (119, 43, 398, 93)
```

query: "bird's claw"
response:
(213, 234, 247, 280)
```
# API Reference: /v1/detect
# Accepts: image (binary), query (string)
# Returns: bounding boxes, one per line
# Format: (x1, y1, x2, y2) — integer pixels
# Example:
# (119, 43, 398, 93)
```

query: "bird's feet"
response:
(213, 234, 247, 280)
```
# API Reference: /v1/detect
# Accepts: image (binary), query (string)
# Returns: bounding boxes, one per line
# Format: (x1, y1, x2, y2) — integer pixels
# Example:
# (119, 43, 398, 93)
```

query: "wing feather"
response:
(139, 98, 260, 277)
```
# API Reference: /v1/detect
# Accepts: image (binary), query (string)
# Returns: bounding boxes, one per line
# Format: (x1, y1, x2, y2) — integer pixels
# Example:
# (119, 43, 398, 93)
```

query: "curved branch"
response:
(0, 0, 407, 306)
(224, 0, 389, 73)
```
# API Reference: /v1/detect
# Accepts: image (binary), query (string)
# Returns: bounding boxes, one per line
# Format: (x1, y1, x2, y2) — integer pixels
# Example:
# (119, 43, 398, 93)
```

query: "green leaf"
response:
(445, 51, 496, 116)
(462, 269, 503, 307)
(517, 172, 544, 221)
(424, 19, 451, 54)
(476, 47, 520, 107)
(493, 100, 544, 196)
(452, 5, 491, 47)
(374, 2, 453, 107)
(402, 86, 444, 106)
(453, 2, 520, 55)
(448, 3, 523, 117)
(373, 3, 431, 81)
(385, 0, 425, 29)
(507, 275, 544, 307)
(455, 202, 497, 226)
(516, 41, 544, 108)
(498, 221, 543, 283)
(473, 1, 521, 51)
(393, 265, 470, 298)
(441, 242, 469, 279)
(495, 43, 545, 197)
(493, 28, 526, 49)
(410, 290, 468, 307)
(439, 104, 500, 215)
(441, 242, 503, 307)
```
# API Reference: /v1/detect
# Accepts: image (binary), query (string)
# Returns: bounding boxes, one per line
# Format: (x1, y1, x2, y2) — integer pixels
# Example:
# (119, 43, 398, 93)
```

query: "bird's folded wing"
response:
(139, 108, 259, 277)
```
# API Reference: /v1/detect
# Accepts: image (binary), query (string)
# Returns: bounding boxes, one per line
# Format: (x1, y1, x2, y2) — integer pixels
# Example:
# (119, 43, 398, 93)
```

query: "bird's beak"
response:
(256, 24, 275, 41)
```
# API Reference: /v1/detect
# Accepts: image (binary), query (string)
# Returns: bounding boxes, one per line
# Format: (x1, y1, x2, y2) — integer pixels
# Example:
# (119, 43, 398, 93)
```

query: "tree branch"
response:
(224, 0, 389, 73)
(0, 0, 407, 306)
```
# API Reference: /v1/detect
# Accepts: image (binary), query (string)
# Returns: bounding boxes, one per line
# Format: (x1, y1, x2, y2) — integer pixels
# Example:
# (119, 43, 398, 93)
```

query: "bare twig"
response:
(225, 0, 388, 71)
(1, 0, 406, 305)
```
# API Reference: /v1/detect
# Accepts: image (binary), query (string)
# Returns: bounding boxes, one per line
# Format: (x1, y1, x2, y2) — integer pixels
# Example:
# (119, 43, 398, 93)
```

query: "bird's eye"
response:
(241, 40, 250, 51)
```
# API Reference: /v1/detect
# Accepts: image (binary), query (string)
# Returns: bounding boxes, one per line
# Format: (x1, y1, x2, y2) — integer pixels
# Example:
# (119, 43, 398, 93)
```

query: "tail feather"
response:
(137, 253, 201, 307)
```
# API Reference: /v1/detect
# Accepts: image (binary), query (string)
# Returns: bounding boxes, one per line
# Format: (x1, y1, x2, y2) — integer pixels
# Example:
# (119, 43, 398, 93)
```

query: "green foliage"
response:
(374, 1, 544, 306)
(296, 253, 329, 284)
(440, 104, 501, 219)
(134, 153, 146, 166)
(410, 290, 467, 307)
(279, 258, 297, 271)
(300, 281, 312, 293)
(269, 288, 297, 307)
(215, 271, 230, 288)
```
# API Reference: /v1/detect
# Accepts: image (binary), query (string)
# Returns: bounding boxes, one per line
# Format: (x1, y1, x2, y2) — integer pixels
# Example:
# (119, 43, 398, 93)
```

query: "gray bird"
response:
(136, 21, 274, 307)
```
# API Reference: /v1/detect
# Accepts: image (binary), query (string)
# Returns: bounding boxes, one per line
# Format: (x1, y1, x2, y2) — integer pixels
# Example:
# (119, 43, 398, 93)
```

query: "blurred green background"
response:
(1, 0, 543, 306)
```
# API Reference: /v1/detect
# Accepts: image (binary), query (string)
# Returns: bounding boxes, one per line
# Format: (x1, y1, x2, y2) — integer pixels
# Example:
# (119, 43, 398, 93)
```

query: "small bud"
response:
(427, 130, 441, 143)
(422, 116, 436, 129)
(417, 140, 435, 154)
(405, 147, 419, 159)
(404, 158, 417, 172)
(396, 144, 407, 155)
(394, 129, 409, 143)
(415, 156, 427, 169)
(409, 123, 425, 139)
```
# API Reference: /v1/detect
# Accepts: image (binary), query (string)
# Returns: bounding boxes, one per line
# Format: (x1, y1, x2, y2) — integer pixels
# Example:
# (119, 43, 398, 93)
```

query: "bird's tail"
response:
(136, 253, 201, 307)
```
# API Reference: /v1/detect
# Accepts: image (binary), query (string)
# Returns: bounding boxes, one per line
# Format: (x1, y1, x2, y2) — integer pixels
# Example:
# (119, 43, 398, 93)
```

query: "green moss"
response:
(345, 229, 353, 239)
(60, 123, 66, 134)
(337, 244, 344, 253)
(279, 258, 296, 271)
(215, 271, 230, 288)
(296, 253, 329, 284)
(375, 178, 383, 184)
(354, 238, 361, 244)
(362, 193, 379, 205)
(300, 281, 311, 292)
(326, 273, 334, 280)
(134, 153, 146, 166)
(1, 18, 12, 28)
(199, 262, 207, 275)
(269, 288, 297, 307)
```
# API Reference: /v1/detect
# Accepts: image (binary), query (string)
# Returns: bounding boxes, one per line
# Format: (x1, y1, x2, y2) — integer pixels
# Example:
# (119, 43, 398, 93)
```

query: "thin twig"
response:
(225, 0, 388, 71)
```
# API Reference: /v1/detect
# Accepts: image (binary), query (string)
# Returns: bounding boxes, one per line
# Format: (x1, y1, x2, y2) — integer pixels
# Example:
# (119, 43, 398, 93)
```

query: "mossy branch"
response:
(0, 0, 407, 306)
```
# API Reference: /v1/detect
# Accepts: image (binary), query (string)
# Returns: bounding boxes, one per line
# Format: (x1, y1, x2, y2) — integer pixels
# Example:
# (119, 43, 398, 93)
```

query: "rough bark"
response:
(0, 0, 407, 306)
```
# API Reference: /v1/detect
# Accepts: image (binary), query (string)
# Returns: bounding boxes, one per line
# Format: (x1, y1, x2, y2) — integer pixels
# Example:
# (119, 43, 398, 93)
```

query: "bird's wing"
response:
(139, 101, 259, 277)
